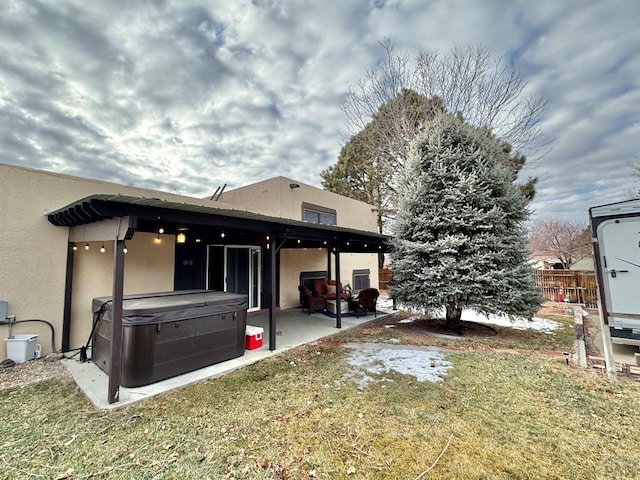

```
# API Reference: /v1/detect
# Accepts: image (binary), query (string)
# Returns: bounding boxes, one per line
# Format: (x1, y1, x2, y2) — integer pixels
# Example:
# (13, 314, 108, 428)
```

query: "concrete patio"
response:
(63, 306, 390, 409)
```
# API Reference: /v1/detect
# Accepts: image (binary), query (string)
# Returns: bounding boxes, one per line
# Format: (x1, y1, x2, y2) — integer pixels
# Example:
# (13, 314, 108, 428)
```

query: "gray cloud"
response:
(1, 0, 639, 223)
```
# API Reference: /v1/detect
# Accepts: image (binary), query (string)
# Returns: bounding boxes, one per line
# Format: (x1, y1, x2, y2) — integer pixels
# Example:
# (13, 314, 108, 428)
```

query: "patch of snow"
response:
(343, 344, 453, 388)
(389, 302, 561, 334)
(398, 316, 419, 324)
(458, 310, 561, 334)
(376, 297, 395, 311)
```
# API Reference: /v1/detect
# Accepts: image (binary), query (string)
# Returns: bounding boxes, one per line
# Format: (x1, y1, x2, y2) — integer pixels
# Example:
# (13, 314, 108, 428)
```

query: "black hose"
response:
(1, 319, 56, 354)
(80, 301, 110, 362)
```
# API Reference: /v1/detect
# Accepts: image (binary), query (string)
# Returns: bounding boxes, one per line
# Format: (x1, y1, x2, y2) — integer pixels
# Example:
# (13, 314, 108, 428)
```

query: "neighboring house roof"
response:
(47, 194, 391, 253)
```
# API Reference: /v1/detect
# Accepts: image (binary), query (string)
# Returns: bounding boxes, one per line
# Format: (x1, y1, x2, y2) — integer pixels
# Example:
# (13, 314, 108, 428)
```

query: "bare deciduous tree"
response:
(342, 39, 548, 179)
(627, 159, 640, 199)
(528, 218, 592, 269)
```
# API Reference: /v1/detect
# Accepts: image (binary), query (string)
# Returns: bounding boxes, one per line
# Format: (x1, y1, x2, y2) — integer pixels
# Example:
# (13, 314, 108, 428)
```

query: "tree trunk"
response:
(445, 303, 463, 334)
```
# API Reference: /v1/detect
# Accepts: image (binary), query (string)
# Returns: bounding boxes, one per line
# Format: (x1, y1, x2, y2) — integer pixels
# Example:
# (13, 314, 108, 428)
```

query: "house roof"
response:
(47, 194, 391, 253)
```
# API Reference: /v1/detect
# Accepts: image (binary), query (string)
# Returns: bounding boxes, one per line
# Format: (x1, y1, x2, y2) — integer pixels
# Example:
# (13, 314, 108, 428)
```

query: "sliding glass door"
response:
(208, 245, 261, 311)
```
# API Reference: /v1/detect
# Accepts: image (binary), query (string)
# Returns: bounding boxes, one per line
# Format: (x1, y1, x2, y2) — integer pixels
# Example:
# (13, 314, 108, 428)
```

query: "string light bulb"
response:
(123, 244, 128, 254)
(72, 243, 78, 251)
(220, 232, 226, 238)
(158, 227, 165, 234)
(100, 243, 106, 253)
(84, 243, 90, 251)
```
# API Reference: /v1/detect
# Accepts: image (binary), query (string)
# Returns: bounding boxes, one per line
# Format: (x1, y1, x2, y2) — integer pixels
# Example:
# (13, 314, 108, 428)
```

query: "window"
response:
(301, 202, 336, 226)
(352, 269, 370, 292)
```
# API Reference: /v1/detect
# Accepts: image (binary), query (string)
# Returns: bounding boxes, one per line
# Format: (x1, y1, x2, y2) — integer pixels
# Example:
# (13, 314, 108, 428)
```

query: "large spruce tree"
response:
(390, 113, 542, 331)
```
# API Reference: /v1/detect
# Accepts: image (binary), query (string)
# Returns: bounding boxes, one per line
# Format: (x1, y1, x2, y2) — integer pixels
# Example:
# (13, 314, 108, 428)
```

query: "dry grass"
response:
(1, 312, 640, 479)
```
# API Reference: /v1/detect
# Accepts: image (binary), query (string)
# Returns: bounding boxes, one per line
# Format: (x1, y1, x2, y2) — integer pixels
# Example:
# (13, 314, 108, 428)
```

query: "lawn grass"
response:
(2, 315, 640, 479)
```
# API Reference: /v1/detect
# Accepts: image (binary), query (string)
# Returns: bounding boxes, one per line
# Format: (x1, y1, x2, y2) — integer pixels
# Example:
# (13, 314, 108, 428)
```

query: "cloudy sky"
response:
(1, 0, 639, 223)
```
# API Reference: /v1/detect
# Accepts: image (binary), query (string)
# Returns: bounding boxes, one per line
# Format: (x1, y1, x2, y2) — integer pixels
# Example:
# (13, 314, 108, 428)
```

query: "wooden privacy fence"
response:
(380, 268, 598, 308)
(379, 268, 392, 290)
(533, 270, 598, 308)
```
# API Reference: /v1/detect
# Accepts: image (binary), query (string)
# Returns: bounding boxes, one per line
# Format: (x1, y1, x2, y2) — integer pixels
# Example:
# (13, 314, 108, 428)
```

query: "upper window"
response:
(302, 202, 336, 226)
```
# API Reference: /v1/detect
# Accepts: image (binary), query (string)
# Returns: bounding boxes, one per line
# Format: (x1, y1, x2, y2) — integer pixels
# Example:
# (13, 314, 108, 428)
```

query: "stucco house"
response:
(0, 163, 388, 402)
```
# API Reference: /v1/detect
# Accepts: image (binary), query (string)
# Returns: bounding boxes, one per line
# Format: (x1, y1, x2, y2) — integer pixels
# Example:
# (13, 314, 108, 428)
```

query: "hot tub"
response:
(91, 290, 248, 387)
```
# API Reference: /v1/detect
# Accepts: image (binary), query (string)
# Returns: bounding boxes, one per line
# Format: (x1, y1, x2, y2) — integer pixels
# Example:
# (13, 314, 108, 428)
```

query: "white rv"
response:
(589, 199, 640, 346)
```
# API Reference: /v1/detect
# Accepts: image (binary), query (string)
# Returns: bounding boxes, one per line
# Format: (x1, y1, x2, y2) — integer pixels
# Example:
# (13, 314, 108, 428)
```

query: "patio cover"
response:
(47, 194, 390, 251)
(47, 194, 390, 403)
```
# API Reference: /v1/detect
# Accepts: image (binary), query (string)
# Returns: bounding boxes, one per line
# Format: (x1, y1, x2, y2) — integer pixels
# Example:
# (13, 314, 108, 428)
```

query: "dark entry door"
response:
(174, 243, 206, 290)
(207, 246, 225, 291)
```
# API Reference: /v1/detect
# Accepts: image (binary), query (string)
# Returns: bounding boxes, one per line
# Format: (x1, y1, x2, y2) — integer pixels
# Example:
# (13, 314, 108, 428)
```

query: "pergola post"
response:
(268, 235, 277, 351)
(108, 239, 126, 404)
(335, 244, 342, 329)
(61, 242, 74, 352)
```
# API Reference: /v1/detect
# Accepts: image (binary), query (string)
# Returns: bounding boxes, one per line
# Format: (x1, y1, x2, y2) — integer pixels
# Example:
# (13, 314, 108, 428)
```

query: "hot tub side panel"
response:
(92, 292, 248, 387)
(150, 309, 247, 386)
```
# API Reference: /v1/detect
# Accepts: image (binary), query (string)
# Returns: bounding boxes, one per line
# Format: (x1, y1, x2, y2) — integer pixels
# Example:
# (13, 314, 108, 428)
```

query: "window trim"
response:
(301, 202, 337, 226)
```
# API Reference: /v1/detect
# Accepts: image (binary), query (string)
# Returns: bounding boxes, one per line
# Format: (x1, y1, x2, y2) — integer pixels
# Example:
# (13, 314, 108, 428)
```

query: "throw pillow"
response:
(327, 285, 336, 295)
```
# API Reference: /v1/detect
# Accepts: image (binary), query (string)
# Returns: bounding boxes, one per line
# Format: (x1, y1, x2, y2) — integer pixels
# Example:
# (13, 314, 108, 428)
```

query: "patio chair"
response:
(348, 288, 380, 317)
(298, 285, 326, 315)
(313, 279, 350, 300)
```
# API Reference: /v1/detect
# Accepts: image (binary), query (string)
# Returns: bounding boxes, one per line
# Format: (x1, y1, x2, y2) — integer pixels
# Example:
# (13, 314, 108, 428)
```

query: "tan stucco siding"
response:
(1, 164, 382, 359)
(279, 248, 327, 309)
(217, 177, 283, 217)
(334, 253, 380, 292)
(278, 249, 379, 310)
(221, 176, 379, 232)
(0, 165, 181, 355)
(1, 167, 76, 353)
(68, 233, 174, 349)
